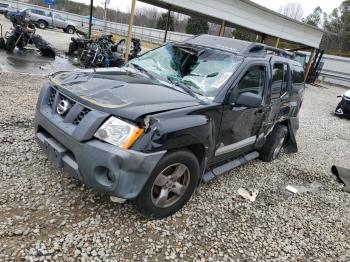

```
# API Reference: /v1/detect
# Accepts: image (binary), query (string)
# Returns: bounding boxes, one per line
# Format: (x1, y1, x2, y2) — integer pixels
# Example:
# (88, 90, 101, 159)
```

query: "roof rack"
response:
(242, 43, 295, 59)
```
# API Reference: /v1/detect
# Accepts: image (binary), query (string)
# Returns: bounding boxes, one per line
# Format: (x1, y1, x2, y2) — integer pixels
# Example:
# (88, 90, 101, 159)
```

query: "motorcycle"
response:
(335, 89, 350, 118)
(5, 14, 55, 58)
(68, 34, 141, 68)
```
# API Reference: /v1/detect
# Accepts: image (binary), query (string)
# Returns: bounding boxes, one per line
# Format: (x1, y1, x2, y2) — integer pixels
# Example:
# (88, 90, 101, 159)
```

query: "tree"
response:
(186, 17, 209, 34)
(321, 0, 350, 53)
(156, 13, 174, 31)
(232, 28, 257, 42)
(303, 7, 323, 27)
(278, 2, 304, 21)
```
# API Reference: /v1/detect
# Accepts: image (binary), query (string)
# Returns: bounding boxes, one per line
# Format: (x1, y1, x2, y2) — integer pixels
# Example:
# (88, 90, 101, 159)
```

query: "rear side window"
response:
(31, 9, 45, 15)
(292, 66, 305, 84)
(0, 4, 9, 7)
(271, 63, 289, 99)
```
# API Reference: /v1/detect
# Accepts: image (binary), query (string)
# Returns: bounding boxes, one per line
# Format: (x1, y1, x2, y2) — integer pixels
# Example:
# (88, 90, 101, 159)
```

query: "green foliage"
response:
(321, 0, 350, 52)
(232, 28, 257, 42)
(303, 7, 322, 27)
(156, 13, 174, 31)
(185, 17, 209, 34)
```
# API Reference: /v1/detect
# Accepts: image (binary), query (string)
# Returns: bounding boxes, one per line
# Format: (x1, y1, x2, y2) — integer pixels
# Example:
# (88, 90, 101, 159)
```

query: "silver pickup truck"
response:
(25, 8, 77, 34)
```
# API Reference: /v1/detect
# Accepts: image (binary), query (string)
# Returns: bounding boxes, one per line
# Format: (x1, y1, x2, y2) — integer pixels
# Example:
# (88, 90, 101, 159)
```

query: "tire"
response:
(66, 26, 75, 34)
(40, 46, 56, 58)
(5, 35, 16, 52)
(37, 20, 48, 30)
(135, 150, 200, 218)
(259, 124, 288, 162)
(0, 38, 5, 49)
(68, 41, 78, 55)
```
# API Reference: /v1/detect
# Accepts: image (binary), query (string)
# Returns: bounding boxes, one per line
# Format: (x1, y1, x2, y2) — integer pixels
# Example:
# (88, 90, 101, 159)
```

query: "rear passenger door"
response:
(265, 61, 291, 129)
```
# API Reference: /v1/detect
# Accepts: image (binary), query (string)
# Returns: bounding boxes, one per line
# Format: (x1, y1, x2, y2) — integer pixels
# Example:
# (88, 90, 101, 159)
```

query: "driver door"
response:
(214, 63, 268, 160)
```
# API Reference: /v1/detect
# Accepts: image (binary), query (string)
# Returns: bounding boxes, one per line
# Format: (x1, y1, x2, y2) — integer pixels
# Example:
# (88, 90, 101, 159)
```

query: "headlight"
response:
(94, 117, 143, 149)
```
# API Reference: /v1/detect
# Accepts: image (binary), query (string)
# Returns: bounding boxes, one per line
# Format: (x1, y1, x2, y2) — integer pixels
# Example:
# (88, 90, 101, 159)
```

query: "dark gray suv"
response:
(34, 35, 305, 218)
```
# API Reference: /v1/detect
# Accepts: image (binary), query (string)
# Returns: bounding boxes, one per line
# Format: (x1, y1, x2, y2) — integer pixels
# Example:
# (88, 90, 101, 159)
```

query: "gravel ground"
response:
(0, 72, 349, 261)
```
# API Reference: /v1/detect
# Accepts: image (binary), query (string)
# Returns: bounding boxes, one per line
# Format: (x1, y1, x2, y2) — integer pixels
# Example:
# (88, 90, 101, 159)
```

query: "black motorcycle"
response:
(5, 14, 55, 58)
(68, 34, 141, 68)
(335, 90, 350, 118)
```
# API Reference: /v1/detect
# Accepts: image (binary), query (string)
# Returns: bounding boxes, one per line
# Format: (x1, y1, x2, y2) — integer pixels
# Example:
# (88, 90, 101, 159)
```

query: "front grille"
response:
(48, 88, 57, 108)
(47, 87, 91, 125)
(73, 108, 91, 125)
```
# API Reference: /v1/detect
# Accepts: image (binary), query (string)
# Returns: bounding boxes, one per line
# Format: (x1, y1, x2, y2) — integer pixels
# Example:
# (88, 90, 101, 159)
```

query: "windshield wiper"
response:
(167, 76, 203, 97)
(130, 63, 158, 81)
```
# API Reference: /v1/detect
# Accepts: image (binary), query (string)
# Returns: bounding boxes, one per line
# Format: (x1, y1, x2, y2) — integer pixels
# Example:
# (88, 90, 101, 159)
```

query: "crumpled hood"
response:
(50, 68, 201, 121)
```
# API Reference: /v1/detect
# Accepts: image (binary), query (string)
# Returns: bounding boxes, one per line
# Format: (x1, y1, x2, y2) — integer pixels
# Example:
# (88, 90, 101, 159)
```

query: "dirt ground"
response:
(0, 71, 349, 261)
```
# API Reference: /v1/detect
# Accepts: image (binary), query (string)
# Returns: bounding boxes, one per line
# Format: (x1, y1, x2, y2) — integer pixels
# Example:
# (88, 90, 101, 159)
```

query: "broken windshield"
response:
(126, 43, 243, 97)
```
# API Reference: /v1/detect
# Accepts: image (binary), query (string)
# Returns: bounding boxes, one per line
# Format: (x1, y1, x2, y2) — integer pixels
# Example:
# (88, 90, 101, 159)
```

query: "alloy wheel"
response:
(151, 163, 190, 208)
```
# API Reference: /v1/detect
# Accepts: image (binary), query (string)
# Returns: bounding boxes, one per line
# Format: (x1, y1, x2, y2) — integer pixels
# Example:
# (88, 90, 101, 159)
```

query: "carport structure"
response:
(88, 0, 324, 78)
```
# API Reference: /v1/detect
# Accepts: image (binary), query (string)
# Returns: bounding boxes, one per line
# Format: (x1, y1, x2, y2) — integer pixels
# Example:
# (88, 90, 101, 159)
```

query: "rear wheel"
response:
(259, 125, 288, 162)
(37, 20, 48, 30)
(40, 46, 56, 58)
(135, 150, 200, 218)
(66, 26, 75, 34)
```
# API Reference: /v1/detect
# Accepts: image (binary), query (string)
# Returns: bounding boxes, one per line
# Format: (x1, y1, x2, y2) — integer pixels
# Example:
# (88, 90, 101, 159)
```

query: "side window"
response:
(271, 63, 289, 99)
(281, 64, 288, 94)
(55, 14, 63, 20)
(232, 65, 266, 100)
(292, 66, 305, 84)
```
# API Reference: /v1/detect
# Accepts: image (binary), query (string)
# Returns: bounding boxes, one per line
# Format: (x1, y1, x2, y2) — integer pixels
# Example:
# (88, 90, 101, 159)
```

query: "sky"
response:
(73, 0, 344, 16)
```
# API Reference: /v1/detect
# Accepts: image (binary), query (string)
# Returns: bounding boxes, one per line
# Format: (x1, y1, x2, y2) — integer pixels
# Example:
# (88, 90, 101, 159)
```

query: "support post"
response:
(125, 0, 137, 64)
(104, 0, 108, 34)
(304, 48, 316, 82)
(88, 0, 94, 39)
(261, 34, 266, 44)
(163, 7, 171, 43)
(275, 37, 280, 48)
(219, 20, 225, 36)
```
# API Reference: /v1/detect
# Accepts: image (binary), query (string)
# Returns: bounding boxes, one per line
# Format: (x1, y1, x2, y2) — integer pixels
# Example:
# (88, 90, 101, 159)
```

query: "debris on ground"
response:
(335, 90, 350, 118)
(286, 181, 322, 194)
(331, 165, 350, 192)
(237, 187, 259, 202)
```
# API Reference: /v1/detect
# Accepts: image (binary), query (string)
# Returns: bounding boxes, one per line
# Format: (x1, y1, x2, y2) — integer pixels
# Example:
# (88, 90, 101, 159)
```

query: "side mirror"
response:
(235, 92, 262, 108)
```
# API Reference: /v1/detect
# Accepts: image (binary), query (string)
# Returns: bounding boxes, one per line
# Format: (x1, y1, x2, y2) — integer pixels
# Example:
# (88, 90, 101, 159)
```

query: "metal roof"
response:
(139, 0, 324, 48)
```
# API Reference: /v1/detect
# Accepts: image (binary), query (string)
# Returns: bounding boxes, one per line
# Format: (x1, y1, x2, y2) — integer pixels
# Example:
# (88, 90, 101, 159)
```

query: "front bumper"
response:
(34, 110, 166, 199)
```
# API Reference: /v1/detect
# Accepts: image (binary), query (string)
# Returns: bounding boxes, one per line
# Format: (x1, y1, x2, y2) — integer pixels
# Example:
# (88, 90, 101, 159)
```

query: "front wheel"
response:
(135, 150, 200, 218)
(5, 35, 16, 52)
(259, 124, 288, 162)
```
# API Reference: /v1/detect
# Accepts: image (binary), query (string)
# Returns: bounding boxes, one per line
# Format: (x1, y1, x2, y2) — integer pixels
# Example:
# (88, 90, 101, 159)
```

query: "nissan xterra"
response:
(34, 35, 305, 218)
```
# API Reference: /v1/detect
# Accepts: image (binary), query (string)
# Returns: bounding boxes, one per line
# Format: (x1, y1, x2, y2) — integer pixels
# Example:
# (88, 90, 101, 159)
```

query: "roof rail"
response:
(243, 43, 295, 59)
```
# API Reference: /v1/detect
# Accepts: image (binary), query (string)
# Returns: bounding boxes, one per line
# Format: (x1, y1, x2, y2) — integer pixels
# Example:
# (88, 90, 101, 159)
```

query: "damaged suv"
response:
(34, 35, 305, 218)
